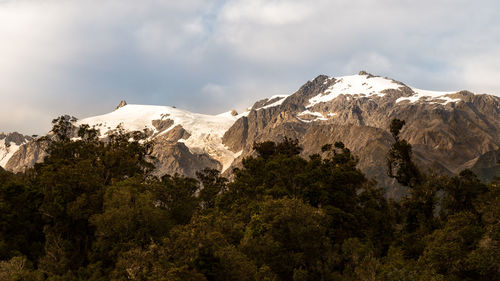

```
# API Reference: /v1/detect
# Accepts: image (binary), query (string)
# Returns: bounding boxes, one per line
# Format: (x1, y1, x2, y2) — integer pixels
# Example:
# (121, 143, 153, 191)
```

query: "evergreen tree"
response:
(387, 119, 422, 188)
(441, 169, 488, 216)
(196, 168, 228, 211)
(33, 117, 154, 276)
(0, 172, 43, 262)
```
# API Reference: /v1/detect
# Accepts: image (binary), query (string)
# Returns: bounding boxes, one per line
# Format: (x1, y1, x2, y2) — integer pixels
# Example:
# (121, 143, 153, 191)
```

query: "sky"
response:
(1, 0, 499, 135)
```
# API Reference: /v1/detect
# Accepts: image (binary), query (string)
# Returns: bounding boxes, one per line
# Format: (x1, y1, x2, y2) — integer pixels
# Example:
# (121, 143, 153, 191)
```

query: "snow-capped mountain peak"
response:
(307, 74, 402, 108)
(306, 73, 463, 109)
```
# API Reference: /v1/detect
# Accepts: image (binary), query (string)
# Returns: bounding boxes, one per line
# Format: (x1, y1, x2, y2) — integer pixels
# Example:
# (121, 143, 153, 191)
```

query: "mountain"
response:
(2, 71, 499, 197)
(76, 104, 242, 177)
(223, 72, 500, 197)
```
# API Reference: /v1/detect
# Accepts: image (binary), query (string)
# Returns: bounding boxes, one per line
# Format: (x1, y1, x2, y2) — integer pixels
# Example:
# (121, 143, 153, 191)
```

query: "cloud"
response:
(219, 0, 314, 25)
(0, 0, 499, 134)
(457, 50, 500, 94)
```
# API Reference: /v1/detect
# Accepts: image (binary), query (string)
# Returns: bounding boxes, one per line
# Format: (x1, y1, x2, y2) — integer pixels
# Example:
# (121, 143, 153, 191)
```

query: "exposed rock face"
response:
(151, 126, 220, 178)
(0, 132, 33, 168)
(5, 139, 48, 173)
(3, 72, 500, 198)
(152, 119, 174, 132)
(1, 132, 31, 146)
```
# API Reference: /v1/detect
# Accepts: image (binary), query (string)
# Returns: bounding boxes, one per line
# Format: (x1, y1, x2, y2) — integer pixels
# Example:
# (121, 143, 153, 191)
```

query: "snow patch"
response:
(259, 95, 289, 110)
(396, 88, 460, 105)
(298, 110, 326, 118)
(297, 110, 328, 122)
(307, 75, 402, 107)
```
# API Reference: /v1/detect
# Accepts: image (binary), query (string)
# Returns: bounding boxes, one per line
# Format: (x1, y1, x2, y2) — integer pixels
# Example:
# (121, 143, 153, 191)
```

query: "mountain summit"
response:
(115, 100, 128, 110)
(2, 72, 499, 197)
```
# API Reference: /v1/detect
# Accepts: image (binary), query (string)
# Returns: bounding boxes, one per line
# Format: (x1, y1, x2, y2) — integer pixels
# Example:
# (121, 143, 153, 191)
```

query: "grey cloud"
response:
(0, 0, 499, 134)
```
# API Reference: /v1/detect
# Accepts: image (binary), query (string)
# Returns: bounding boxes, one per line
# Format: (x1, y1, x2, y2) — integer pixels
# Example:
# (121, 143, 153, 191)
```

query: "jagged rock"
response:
(5, 132, 30, 146)
(115, 100, 127, 110)
(151, 141, 220, 178)
(152, 119, 174, 132)
(158, 125, 191, 142)
(358, 70, 376, 78)
(0, 132, 33, 168)
(5, 139, 48, 173)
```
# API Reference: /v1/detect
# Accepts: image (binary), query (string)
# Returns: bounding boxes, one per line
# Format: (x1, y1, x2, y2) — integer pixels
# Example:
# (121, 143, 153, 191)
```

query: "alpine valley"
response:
(2, 71, 499, 197)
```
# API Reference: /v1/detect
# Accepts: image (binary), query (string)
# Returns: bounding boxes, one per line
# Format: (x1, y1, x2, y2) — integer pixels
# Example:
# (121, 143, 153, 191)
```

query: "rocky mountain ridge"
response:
(2, 71, 499, 197)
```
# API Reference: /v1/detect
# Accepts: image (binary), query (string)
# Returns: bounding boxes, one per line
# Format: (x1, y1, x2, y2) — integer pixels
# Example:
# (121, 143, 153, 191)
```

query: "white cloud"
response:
(457, 51, 500, 95)
(219, 0, 314, 25)
(201, 83, 229, 99)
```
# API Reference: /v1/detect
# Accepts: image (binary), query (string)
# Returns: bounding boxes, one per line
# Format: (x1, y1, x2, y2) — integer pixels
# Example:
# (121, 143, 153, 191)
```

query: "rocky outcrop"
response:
(115, 100, 127, 110)
(151, 141, 220, 178)
(147, 124, 219, 177)
(0, 132, 33, 168)
(152, 119, 174, 133)
(0, 132, 32, 146)
(5, 139, 49, 173)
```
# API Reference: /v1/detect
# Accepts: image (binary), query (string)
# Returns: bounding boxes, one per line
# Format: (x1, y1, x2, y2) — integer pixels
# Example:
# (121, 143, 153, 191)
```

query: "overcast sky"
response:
(1, 0, 499, 134)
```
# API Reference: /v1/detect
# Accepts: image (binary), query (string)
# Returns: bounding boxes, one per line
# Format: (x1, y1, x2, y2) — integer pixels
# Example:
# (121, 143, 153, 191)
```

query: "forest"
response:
(0, 117, 498, 281)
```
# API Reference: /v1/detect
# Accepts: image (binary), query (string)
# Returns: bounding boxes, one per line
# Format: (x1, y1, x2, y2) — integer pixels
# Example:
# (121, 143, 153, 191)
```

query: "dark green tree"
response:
(240, 198, 335, 280)
(387, 119, 422, 188)
(0, 172, 43, 261)
(89, 177, 172, 269)
(197, 168, 228, 211)
(153, 174, 200, 226)
(441, 169, 489, 216)
(33, 117, 154, 276)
